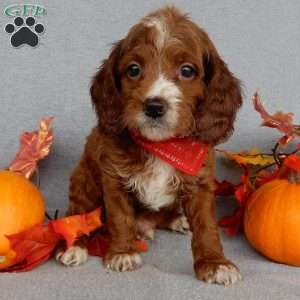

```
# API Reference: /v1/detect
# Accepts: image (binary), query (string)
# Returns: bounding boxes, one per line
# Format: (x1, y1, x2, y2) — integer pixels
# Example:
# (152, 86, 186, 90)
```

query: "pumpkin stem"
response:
(288, 169, 300, 184)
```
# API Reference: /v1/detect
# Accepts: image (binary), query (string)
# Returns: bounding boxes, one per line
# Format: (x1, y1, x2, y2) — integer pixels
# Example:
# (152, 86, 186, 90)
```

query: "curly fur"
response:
(59, 6, 243, 285)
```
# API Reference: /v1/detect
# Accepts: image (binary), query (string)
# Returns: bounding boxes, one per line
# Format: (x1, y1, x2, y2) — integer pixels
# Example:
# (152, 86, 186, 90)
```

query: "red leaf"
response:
(234, 166, 252, 205)
(87, 233, 148, 257)
(2, 208, 103, 272)
(215, 180, 235, 197)
(219, 209, 243, 236)
(87, 234, 110, 257)
(50, 208, 102, 248)
(219, 166, 253, 236)
(284, 154, 300, 173)
(219, 215, 239, 227)
(234, 185, 246, 204)
(2, 224, 61, 272)
(278, 135, 294, 145)
(134, 240, 148, 252)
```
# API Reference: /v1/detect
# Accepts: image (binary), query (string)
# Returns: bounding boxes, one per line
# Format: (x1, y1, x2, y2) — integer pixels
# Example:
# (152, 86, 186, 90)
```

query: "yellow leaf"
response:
(218, 148, 275, 166)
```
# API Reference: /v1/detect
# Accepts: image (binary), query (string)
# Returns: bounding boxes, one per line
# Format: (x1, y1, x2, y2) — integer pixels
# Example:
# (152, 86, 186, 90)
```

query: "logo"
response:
(4, 4, 46, 48)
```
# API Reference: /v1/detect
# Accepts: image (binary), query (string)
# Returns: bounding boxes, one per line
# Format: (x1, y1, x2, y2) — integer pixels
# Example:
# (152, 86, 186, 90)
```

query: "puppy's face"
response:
(119, 21, 207, 141)
(91, 7, 242, 145)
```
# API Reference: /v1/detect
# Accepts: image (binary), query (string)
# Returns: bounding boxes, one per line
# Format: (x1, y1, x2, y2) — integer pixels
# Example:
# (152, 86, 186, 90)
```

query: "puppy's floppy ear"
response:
(194, 43, 242, 145)
(90, 40, 123, 134)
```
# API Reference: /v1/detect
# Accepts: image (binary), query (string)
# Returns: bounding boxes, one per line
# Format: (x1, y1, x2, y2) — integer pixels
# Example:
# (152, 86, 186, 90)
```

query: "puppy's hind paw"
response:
(56, 246, 88, 267)
(168, 215, 190, 234)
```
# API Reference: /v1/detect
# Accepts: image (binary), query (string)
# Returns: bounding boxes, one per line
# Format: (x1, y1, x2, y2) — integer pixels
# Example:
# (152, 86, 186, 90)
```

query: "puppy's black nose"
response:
(144, 97, 166, 119)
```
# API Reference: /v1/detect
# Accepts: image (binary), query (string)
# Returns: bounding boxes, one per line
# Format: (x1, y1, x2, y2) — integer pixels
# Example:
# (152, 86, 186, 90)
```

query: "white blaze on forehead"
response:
(143, 16, 169, 50)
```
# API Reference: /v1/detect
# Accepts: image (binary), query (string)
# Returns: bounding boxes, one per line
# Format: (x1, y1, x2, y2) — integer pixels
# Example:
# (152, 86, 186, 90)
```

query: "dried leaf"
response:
(253, 92, 296, 144)
(2, 208, 102, 272)
(2, 224, 61, 272)
(218, 148, 274, 166)
(49, 208, 102, 248)
(284, 154, 300, 173)
(9, 117, 54, 178)
(218, 209, 243, 236)
(87, 234, 110, 257)
(219, 167, 253, 235)
(235, 167, 252, 204)
(215, 180, 235, 197)
(134, 239, 148, 252)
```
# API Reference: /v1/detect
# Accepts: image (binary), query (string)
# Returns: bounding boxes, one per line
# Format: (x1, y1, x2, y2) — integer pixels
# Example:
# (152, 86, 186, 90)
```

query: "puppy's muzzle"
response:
(143, 97, 166, 119)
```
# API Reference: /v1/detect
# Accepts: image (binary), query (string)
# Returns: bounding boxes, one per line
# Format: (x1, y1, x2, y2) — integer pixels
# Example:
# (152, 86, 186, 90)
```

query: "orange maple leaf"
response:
(8, 117, 54, 178)
(2, 208, 103, 272)
(3, 224, 61, 272)
(49, 208, 102, 248)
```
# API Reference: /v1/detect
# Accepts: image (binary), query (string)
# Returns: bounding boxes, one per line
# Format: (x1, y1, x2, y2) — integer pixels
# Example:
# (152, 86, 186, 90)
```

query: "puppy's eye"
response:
(179, 64, 196, 80)
(126, 63, 141, 79)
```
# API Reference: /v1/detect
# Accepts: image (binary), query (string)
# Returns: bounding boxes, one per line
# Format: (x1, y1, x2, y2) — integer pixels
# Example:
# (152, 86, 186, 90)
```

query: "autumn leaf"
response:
(3, 224, 61, 272)
(218, 148, 274, 166)
(87, 233, 110, 257)
(50, 208, 102, 248)
(2, 208, 103, 272)
(218, 166, 253, 235)
(9, 117, 54, 178)
(284, 154, 300, 173)
(215, 180, 235, 197)
(134, 239, 148, 252)
(253, 92, 300, 144)
(218, 209, 243, 236)
(218, 92, 300, 236)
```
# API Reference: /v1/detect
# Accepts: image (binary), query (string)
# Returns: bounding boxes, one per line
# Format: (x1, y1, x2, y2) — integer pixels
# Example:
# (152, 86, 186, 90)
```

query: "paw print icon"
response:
(5, 17, 45, 48)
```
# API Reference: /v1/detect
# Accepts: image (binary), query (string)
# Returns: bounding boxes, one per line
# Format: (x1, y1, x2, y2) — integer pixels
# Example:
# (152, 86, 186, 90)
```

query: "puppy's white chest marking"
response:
(126, 157, 179, 211)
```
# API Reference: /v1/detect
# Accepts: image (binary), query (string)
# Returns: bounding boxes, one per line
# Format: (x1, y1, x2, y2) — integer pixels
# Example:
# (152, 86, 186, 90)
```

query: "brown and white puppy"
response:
(56, 6, 242, 286)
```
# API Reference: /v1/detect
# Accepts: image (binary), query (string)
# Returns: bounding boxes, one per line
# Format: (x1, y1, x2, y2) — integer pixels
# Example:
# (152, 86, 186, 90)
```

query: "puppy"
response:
(56, 6, 242, 286)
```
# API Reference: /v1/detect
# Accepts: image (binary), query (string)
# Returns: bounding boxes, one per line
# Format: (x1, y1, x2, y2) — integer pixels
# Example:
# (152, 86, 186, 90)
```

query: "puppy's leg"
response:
(56, 156, 102, 267)
(181, 183, 241, 286)
(102, 174, 142, 272)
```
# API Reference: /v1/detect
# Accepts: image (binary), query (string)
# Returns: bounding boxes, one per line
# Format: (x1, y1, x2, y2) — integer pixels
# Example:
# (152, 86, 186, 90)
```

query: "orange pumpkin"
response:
(0, 170, 45, 269)
(244, 178, 300, 266)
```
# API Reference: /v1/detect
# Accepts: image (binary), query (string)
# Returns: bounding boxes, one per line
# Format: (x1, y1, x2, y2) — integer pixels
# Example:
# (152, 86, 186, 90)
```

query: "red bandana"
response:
(130, 132, 209, 176)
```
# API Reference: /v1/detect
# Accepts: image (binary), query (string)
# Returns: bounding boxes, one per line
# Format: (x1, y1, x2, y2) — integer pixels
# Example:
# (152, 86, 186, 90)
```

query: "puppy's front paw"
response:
(104, 252, 142, 272)
(55, 246, 88, 267)
(195, 261, 241, 286)
(169, 215, 190, 234)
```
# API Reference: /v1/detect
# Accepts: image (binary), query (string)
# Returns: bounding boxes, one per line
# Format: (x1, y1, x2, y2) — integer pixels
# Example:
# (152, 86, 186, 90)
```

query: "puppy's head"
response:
(91, 6, 242, 145)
